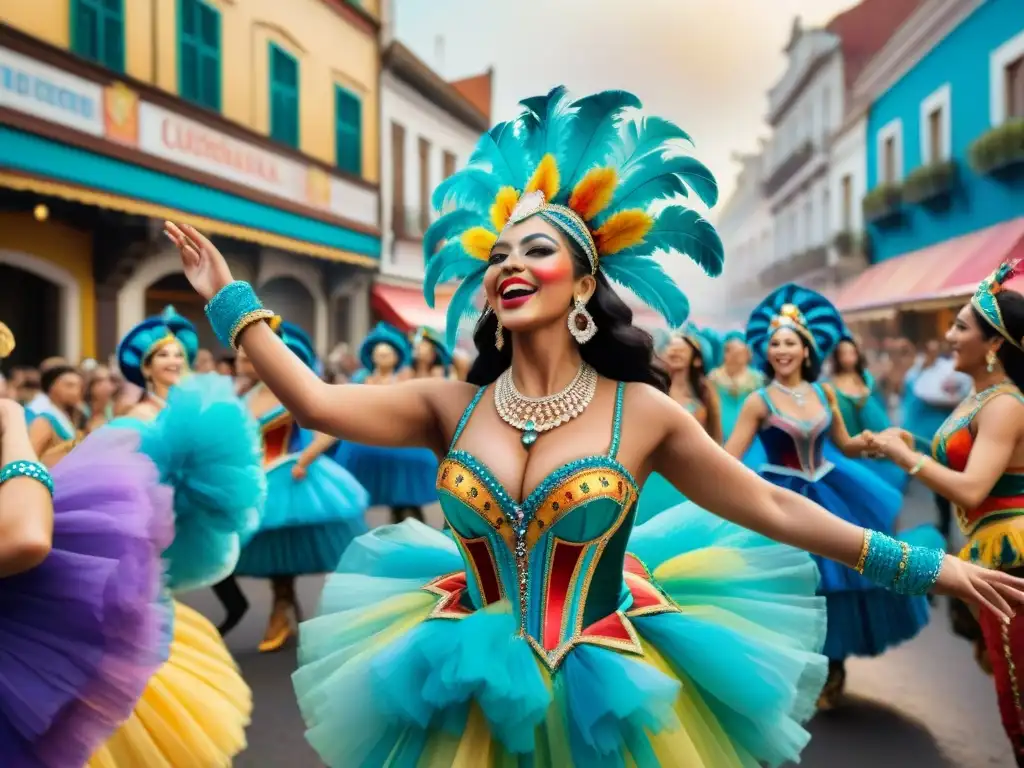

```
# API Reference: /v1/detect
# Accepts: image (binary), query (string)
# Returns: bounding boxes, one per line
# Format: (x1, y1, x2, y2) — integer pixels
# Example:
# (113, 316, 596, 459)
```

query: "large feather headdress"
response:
(746, 284, 844, 368)
(422, 87, 725, 349)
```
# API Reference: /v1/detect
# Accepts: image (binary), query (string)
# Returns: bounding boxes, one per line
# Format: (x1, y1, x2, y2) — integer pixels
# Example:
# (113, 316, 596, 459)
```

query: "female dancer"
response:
(869, 263, 1024, 765)
(725, 285, 930, 710)
(334, 323, 439, 523)
(0, 323, 172, 767)
(635, 324, 721, 523)
(87, 307, 264, 767)
(168, 86, 1022, 767)
(829, 333, 908, 492)
(82, 364, 118, 433)
(709, 330, 764, 440)
(28, 364, 83, 457)
(230, 321, 368, 652)
(410, 326, 452, 379)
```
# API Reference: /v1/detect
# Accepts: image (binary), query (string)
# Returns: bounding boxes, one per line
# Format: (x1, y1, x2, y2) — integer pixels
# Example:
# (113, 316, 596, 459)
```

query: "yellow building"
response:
(0, 0, 382, 363)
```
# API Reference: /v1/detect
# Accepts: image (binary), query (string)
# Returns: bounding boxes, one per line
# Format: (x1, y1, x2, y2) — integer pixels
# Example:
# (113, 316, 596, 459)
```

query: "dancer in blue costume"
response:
(829, 333, 909, 492)
(231, 320, 368, 652)
(709, 330, 765, 440)
(410, 326, 453, 379)
(635, 324, 721, 524)
(725, 284, 932, 710)
(334, 322, 440, 524)
(165, 86, 1021, 767)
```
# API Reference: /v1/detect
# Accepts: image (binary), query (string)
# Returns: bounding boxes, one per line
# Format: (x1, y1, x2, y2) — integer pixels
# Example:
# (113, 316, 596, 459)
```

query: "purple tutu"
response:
(0, 428, 172, 768)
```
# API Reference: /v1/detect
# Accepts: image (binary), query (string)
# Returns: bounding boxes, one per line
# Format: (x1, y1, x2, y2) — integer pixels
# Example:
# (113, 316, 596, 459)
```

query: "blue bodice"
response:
(756, 384, 833, 482)
(433, 383, 677, 670)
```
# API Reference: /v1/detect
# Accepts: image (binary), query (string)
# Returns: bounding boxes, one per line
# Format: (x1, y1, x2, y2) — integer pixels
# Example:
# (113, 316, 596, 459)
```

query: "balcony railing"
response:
(763, 140, 813, 198)
(757, 245, 829, 286)
(392, 207, 432, 241)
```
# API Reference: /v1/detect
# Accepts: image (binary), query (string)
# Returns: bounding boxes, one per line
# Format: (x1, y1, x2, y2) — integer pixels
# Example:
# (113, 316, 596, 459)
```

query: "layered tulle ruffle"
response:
(0, 429, 173, 768)
(332, 442, 439, 507)
(293, 503, 827, 767)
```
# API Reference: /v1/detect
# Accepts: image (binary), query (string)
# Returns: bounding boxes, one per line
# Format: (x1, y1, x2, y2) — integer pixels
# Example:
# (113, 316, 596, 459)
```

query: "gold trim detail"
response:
(0, 172, 379, 267)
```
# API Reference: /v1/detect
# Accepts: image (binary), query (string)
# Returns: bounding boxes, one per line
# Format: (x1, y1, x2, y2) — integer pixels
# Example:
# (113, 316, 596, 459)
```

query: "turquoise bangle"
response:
(859, 530, 944, 596)
(205, 281, 271, 349)
(0, 460, 54, 496)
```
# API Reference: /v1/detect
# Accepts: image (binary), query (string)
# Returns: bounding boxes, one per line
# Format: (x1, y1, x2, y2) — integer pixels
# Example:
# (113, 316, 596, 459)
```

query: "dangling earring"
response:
(986, 349, 997, 373)
(494, 310, 505, 351)
(568, 296, 597, 344)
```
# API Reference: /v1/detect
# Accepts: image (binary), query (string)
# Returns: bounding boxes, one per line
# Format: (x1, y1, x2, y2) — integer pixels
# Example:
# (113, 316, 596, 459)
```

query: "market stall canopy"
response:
(371, 283, 451, 334)
(834, 217, 1024, 319)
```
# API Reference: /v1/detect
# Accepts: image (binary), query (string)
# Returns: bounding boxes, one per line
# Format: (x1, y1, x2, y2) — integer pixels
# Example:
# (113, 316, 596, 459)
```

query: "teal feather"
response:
(613, 154, 718, 211)
(468, 121, 531, 188)
(621, 116, 693, 155)
(432, 167, 502, 213)
(616, 206, 724, 277)
(518, 86, 573, 176)
(423, 242, 486, 308)
(444, 267, 487, 350)
(602, 258, 690, 328)
(558, 90, 641, 188)
(423, 209, 488, 262)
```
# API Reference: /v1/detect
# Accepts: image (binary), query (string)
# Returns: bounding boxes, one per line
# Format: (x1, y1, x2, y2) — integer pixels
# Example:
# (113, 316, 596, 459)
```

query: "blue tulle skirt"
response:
(332, 441, 439, 508)
(235, 456, 369, 577)
(757, 447, 929, 661)
(292, 505, 828, 767)
(110, 373, 266, 593)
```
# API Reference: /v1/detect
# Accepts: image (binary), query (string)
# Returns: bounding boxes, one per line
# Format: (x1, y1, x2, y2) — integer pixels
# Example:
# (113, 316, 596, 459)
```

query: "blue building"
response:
(836, 0, 1024, 327)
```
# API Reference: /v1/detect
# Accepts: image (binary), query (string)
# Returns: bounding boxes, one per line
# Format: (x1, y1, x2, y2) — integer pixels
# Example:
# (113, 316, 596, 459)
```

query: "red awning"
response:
(835, 217, 1024, 316)
(371, 283, 450, 333)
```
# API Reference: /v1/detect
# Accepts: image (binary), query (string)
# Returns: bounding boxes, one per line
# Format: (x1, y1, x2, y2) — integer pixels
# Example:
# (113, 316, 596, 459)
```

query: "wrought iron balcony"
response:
(763, 140, 813, 198)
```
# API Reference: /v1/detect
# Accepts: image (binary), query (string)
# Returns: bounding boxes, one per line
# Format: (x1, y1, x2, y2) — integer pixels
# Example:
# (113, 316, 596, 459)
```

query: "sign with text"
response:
(0, 46, 103, 135)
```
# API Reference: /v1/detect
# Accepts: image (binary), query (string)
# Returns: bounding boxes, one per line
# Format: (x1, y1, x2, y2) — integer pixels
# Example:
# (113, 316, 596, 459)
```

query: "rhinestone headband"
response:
(769, 303, 818, 352)
(502, 191, 599, 274)
(972, 261, 1024, 351)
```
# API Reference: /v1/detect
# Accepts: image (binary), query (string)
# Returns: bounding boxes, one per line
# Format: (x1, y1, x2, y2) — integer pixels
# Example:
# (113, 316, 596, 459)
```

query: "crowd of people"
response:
(2, 85, 1024, 768)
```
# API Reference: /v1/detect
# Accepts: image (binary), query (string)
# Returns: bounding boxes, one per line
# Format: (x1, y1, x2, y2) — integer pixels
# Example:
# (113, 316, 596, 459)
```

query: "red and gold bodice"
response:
(933, 382, 1024, 569)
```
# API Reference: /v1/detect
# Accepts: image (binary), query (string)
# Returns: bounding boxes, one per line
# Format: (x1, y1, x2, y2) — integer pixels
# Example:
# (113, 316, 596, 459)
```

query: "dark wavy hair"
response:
(466, 235, 670, 392)
(972, 290, 1024, 391)
(679, 337, 711, 409)
(761, 331, 822, 382)
(831, 338, 867, 383)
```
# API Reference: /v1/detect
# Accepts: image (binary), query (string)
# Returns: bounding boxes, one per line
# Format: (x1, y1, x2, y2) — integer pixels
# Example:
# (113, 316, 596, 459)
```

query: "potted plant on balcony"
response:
(903, 160, 957, 206)
(862, 183, 903, 225)
(833, 230, 856, 256)
(969, 119, 1024, 178)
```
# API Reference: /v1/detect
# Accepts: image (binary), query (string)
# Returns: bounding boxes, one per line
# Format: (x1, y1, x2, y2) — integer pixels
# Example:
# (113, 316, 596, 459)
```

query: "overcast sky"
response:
(393, 0, 863, 317)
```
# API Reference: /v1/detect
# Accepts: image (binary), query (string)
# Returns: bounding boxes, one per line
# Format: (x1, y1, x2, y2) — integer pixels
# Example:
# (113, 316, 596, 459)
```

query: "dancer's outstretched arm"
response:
(0, 400, 53, 575)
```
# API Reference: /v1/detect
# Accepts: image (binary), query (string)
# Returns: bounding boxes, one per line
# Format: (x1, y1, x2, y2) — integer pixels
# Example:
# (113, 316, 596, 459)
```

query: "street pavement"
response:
(179, 484, 1016, 767)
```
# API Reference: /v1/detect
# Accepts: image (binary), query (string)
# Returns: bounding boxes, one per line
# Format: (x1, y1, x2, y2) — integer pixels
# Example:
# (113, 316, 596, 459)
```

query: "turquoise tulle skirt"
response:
(110, 373, 266, 592)
(292, 505, 828, 767)
(235, 453, 369, 577)
(332, 442, 439, 508)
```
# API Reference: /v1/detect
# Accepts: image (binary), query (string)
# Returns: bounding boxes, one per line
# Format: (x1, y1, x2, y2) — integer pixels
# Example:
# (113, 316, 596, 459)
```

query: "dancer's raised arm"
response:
(0, 399, 53, 575)
(166, 222, 469, 449)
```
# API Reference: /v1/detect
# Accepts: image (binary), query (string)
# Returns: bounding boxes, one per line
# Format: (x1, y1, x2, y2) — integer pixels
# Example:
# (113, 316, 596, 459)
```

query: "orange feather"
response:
(490, 186, 520, 231)
(525, 154, 561, 201)
(569, 168, 617, 221)
(594, 210, 654, 255)
(461, 227, 498, 261)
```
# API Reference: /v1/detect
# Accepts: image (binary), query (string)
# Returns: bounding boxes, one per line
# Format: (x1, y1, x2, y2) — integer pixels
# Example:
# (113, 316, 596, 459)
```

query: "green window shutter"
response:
(178, 0, 221, 111)
(71, 0, 125, 72)
(269, 44, 299, 148)
(335, 86, 362, 175)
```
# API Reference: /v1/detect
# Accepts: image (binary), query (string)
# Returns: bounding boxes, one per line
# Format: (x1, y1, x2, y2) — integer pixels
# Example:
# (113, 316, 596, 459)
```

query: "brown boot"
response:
(817, 661, 846, 711)
(258, 577, 296, 653)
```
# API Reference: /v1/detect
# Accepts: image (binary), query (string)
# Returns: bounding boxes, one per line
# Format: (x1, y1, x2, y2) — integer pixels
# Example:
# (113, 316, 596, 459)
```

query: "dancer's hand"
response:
(935, 556, 1024, 625)
(291, 463, 308, 481)
(866, 427, 916, 464)
(164, 222, 234, 301)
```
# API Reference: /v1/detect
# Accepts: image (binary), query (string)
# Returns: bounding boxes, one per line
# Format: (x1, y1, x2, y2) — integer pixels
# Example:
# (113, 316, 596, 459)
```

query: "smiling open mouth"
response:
(501, 286, 537, 300)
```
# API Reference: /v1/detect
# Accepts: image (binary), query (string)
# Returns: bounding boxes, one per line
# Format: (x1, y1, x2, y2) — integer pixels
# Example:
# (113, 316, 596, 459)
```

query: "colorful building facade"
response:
(0, 0, 382, 363)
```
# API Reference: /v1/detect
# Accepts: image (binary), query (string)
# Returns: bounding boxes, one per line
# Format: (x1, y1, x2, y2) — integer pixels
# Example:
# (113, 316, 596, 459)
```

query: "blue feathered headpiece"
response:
(117, 305, 199, 387)
(359, 322, 411, 372)
(722, 329, 746, 348)
(411, 326, 452, 370)
(746, 284, 844, 367)
(697, 327, 723, 369)
(422, 86, 725, 349)
(274, 321, 318, 371)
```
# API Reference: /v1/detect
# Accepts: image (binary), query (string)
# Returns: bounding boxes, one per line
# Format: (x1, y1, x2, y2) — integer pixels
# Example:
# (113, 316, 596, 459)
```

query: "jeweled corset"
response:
(430, 383, 679, 670)
(934, 383, 1024, 536)
(757, 387, 833, 481)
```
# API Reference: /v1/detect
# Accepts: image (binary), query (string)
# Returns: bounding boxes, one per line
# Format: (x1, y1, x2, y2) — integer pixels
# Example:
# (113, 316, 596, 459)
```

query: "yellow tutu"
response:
(89, 601, 252, 768)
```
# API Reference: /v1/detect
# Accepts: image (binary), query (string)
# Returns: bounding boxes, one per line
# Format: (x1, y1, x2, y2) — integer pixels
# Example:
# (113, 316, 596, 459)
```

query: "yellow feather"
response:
(525, 154, 561, 201)
(594, 210, 654, 255)
(490, 187, 520, 231)
(568, 168, 618, 221)
(461, 227, 498, 261)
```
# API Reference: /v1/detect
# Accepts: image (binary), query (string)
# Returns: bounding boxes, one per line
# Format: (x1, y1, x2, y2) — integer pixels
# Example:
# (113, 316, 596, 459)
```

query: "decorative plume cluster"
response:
(422, 86, 725, 349)
(746, 283, 845, 366)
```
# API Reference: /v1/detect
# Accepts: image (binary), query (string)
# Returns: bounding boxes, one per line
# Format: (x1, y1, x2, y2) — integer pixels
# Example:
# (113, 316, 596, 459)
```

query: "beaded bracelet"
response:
(855, 529, 944, 596)
(0, 460, 54, 496)
(205, 281, 275, 349)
